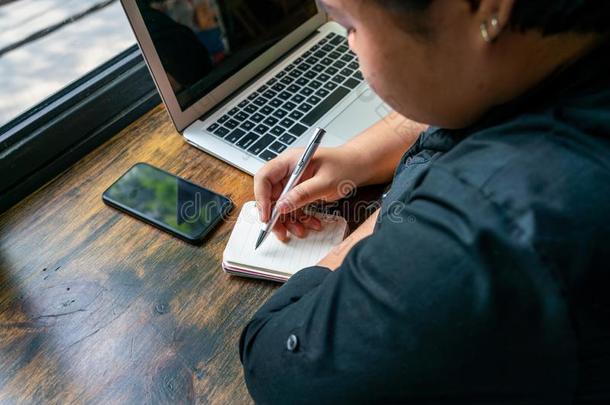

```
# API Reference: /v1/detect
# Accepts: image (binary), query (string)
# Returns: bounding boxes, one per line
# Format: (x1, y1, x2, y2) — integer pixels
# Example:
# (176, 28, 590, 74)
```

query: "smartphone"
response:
(102, 163, 233, 244)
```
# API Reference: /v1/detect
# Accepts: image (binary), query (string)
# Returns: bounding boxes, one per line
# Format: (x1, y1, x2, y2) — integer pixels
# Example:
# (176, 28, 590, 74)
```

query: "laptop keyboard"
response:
(205, 32, 364, 162)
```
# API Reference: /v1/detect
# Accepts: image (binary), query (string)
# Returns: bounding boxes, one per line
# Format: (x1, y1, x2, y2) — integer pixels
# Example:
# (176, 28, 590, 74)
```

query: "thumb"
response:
(276, 177, 328, 214)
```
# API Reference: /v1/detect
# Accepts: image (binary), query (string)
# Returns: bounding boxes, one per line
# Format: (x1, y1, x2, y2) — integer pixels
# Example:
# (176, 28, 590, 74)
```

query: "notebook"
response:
(222, 201, 348, 282)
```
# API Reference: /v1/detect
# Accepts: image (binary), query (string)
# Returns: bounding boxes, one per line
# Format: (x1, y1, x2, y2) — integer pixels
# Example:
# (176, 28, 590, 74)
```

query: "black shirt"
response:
(240, 40, 610, 404)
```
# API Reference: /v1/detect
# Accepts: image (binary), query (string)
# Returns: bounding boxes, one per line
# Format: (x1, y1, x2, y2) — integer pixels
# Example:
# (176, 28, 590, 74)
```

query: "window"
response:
(0, 0, 160, 213)
(0, 0, 135, 126)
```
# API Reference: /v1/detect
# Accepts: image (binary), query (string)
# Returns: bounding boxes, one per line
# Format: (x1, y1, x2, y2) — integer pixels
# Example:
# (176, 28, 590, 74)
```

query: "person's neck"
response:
(488, 31, 605, 108)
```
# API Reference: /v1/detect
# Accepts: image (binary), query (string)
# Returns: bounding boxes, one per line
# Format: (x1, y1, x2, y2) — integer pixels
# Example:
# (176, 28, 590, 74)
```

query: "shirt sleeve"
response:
(239, 166, 578, 404)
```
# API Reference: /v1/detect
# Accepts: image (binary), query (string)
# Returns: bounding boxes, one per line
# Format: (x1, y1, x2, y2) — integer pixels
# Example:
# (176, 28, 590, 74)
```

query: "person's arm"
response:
(253, 113, 426, 240)
(342, 112, 428, 186)
(317, 208, 380, 270)
(240, 166, 576, 404)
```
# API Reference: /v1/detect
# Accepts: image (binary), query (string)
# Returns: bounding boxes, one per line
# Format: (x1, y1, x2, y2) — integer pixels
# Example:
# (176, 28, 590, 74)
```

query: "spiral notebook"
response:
(222, 201, 348, 282)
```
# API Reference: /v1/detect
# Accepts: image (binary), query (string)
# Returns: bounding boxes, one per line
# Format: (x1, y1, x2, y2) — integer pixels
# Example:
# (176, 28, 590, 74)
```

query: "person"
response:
(239, 0, 610, 403)
(137, 0, 213, 91)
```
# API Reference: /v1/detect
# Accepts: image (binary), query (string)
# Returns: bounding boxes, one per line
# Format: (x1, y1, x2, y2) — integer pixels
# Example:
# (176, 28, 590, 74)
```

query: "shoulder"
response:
(438, 109, 610, 187)
(430, 111, 610, 236)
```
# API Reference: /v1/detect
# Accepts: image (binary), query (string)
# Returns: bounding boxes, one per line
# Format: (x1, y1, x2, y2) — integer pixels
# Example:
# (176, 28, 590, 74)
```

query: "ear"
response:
(475, 0, 516, 43)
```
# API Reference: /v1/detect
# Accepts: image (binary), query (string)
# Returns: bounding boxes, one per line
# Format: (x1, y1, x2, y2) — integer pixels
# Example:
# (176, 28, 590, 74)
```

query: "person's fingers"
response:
(253, 175, 272, 222)
(270, 181, 285, 203)
(258, 182, 286, 225)
(298, 214, 322, 231)
(276, 176, 329, 215)
(287, 210, 310, 238)
(253, 154, 296, 222)
(293, 209, 323, 231)
(284, 220, 307, 238)
(269, 211, 322, 243)
(271, 221, 290, 242)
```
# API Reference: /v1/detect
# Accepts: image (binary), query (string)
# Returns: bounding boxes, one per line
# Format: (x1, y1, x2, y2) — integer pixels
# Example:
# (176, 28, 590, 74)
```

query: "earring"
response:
(490, 16, 499, 29)
(480, 16, 500, 43)
(480, 22, 491, 42)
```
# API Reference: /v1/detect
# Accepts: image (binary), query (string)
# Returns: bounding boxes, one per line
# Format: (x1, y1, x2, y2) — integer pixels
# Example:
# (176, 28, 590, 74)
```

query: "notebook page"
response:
(223, 201, 347, 276)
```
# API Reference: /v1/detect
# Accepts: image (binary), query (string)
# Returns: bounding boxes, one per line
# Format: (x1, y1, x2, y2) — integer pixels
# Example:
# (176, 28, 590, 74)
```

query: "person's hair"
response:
(376, 0, 610, 35)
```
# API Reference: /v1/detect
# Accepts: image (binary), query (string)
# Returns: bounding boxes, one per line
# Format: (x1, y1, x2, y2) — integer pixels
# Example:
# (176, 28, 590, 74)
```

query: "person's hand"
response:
(253, 145, 366, 242)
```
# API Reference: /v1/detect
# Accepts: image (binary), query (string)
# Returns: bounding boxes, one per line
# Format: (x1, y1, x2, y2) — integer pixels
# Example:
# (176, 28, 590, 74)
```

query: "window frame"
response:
(0, 45, 160, 213)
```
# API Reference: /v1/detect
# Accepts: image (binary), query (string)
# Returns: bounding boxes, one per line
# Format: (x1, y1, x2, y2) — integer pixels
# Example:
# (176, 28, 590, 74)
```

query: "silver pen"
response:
(255, 127, 327, 250)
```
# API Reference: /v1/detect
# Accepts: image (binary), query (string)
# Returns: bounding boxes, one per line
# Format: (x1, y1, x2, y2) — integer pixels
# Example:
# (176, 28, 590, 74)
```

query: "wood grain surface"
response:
(0, 105, 383, 404)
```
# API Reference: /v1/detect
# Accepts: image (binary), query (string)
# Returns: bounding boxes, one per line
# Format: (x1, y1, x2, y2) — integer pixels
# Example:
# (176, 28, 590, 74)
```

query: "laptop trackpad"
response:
(325, 88, 388, 142)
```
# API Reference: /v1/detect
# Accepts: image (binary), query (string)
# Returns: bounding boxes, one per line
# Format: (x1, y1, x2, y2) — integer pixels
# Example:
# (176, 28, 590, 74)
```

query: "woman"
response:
(240, 0, 610, 403)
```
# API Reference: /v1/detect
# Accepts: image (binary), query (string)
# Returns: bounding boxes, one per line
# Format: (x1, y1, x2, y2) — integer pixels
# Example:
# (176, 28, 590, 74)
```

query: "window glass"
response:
(0, 0, 136, 127)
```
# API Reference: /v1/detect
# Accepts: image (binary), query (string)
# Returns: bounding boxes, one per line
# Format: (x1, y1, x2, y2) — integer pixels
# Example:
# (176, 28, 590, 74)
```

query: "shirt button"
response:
(286, 334, 299, 352)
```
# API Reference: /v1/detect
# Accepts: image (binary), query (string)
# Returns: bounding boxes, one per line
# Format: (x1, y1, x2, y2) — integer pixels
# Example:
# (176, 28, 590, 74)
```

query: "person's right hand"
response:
(253, 145, 365, 242)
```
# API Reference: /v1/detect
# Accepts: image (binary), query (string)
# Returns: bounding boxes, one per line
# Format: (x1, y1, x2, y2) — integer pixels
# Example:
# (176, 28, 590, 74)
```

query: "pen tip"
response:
(255, 232, 265, 250)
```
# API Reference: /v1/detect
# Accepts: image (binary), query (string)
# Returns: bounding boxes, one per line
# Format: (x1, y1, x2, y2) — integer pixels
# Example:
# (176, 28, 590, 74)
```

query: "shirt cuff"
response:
(286, 265, 332, 290)
(258, 265, 331, 315)
(239, 265, 331, 363)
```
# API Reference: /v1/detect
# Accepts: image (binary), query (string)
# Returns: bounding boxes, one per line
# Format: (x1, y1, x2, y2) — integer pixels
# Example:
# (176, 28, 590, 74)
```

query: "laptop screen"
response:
(136, 0, 318, 111)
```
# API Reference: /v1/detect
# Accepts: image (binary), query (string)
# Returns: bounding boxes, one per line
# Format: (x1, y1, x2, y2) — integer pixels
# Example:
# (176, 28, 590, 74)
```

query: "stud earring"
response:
(480, 16, 500, 43)
(480, 22, 491, 42)
(490, 16, 499, 29)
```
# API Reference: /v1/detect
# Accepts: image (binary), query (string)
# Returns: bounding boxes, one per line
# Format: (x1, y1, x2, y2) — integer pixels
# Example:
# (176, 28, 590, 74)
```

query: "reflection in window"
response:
(0, 0, 135, 127)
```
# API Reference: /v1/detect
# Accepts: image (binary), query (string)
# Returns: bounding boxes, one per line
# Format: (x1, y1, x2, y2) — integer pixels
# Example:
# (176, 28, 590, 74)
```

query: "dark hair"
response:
(377, 0, 610, 35)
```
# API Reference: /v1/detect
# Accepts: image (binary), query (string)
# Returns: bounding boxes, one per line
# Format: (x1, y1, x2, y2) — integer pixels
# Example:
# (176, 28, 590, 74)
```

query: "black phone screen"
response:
(103, 163, 233, 243)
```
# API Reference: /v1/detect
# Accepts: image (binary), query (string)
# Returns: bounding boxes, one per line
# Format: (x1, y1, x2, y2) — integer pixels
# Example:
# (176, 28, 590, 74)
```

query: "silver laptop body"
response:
(121, 0, 388, 175)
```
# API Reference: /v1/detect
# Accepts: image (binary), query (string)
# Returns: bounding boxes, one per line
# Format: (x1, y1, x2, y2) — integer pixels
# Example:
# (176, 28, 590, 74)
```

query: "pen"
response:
(255, 127, 327, 250)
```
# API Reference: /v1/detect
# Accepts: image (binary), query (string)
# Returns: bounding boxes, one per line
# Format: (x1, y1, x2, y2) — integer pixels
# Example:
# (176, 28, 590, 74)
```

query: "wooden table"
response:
(0, 105, 381, 404)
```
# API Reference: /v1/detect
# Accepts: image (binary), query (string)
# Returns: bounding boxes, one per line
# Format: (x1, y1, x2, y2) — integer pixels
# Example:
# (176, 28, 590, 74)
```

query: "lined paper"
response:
(223, 201, 347, 276)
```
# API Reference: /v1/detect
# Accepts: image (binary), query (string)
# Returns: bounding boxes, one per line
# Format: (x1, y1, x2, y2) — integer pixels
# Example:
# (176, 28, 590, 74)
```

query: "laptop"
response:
(120, 0, 388, 175)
